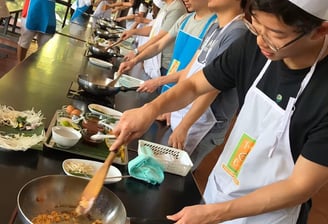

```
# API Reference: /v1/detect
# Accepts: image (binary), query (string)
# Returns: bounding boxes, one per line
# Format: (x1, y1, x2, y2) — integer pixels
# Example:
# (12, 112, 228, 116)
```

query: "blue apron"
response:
(71, 0, 90, 22)
(26, 0, 56, 34)
(161, 13, 217, 93)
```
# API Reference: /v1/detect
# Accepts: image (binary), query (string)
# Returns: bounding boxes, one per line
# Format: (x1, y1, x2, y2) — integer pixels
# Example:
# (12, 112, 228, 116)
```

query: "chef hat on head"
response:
(153, 0, 164, 9)
(288, 0, 328, 20)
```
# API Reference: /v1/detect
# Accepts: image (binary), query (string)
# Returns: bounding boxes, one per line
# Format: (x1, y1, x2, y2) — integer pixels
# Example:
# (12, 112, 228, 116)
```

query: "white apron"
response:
(204, 36, 328, 224)
(143, 2, 168, 79)
(170, 15, 241, 155)
(93, 1, 112, 19)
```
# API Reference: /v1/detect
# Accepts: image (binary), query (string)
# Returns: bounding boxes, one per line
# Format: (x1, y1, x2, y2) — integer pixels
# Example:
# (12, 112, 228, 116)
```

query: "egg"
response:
(65, 105, 75, 114)
(71, 109, 81, 116)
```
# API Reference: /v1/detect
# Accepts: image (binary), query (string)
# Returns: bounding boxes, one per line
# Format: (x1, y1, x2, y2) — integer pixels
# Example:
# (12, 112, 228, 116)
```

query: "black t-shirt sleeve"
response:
(203, 37, 242, 91)
(203, 32, 266, 108)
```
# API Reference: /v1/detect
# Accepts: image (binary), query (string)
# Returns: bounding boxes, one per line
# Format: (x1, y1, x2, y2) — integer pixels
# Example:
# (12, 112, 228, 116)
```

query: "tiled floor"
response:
(0, 36, 36, 78)
(0, 38, 18, 78)
(0, 35, 327, 223)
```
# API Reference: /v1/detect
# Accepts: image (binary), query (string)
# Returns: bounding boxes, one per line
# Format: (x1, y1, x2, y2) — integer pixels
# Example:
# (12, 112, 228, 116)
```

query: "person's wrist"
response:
(131, 58, 137, 66)
(143, 103, 159, 119)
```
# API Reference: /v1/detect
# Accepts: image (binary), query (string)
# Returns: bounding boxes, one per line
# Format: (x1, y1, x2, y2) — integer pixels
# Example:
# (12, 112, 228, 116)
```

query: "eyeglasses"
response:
(242, 16, 306, 52)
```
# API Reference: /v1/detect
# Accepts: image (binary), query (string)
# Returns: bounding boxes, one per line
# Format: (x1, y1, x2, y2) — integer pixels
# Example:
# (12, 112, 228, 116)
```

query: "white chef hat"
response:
(153, 0, 164, 9)
(288, 0, 328, 20)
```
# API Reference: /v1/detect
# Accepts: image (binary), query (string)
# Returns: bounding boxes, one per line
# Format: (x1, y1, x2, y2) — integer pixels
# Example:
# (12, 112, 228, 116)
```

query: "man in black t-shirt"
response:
(110, 0, 328, 223)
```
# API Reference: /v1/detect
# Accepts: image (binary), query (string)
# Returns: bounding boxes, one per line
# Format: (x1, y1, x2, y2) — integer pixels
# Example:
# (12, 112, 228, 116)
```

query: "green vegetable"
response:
(60, 120, 71, 127)
(105, 116, 119, 124)
(16, 116, 28, 129)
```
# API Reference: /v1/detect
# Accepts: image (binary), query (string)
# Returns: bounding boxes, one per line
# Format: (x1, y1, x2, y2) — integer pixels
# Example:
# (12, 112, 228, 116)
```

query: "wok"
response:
(94, 29, 120, 40)
(78, 74, 138, 96)
(17, 175, 126, 224)
(88, 45, 123, 60)
(97, 19, 123, 30)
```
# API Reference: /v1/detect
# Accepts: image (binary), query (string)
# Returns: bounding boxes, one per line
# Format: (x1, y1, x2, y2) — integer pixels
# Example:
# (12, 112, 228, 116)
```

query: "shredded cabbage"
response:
(0, 132, 45, 151)
(0, 105, 44, 129)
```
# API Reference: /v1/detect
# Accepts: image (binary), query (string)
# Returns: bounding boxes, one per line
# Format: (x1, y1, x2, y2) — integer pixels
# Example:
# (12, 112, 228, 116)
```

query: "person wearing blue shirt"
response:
(17, 0, 56, 62)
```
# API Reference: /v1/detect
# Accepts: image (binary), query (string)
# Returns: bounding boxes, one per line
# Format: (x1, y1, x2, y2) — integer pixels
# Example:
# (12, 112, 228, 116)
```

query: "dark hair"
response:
(247, 0, 324, 33)
(240, 0, 249, 10)
(132, 0, 142, 13)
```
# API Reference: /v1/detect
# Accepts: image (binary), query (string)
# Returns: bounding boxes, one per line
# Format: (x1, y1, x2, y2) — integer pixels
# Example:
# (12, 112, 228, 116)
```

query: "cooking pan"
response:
(78, 74, 138, 96)
(94, 29, 120, 40)
(17, 175, 126, 224)
(88, 45, 123, 60)
(97, 19, 123, 31)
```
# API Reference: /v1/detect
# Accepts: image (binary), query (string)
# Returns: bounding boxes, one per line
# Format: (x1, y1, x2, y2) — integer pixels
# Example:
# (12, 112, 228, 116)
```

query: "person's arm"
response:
(120, 25, 153, 40)
(105, 1, 133, 10)
(137, 51, 199, 93)
(137, 69, 185, 93)
(134, 16, 152, 25)
(110, 69, 216, 150)
(168, 90, 219, 149)
(167, 155, 328, 223)
(116, 11, 146, 23)
(137, 29, 171, 53)
(119, 30, 172, 72)
(115, 14, 136, 23)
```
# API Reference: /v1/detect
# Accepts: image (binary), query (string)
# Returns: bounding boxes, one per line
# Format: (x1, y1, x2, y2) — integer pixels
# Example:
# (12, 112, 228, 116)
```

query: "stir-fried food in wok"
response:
(32, 210, 103, 224)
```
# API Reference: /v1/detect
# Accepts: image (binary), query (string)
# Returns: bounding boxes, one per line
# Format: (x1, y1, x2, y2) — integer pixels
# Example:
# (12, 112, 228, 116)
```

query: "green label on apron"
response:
(222, 133, 255, 185)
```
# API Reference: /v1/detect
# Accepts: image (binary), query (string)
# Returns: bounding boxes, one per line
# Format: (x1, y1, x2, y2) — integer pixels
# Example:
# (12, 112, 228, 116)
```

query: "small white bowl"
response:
(52, 126, 82, 148)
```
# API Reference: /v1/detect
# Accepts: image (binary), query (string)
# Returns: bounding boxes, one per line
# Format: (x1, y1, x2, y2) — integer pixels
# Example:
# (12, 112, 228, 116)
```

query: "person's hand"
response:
(124, 50, 136, 61)
(118, 59, 136, 74)
(155, 112, 171, 126)
(168, 123, 188, 150)
(102, 4, 108, 10)
(137, 79, 161, 93)
(134, 15, 143, 23)
(115, 17, 123, 22)
(167, 204, 219, 224)
(120, 30, 133, 40)
(110, 106, 156, 151)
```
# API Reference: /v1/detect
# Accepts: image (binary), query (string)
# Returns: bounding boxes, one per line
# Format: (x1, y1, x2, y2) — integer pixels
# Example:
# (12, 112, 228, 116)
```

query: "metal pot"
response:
(78, 74, 138, 96)
(17, 175, 127, 224)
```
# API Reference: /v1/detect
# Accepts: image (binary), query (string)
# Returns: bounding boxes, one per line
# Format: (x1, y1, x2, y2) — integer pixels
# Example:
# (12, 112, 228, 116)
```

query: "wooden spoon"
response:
(107, 71, 123, 87)
(75, 150, 117, 215)
(105, 38, 124, 51)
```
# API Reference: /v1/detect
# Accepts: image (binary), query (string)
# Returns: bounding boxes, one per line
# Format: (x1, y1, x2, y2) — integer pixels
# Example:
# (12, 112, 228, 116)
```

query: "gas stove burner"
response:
(66, 81, 114, 107)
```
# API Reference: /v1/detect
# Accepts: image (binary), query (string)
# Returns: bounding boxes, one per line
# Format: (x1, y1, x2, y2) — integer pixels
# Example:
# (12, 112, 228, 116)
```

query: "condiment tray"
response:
(43, 110, 128, 165)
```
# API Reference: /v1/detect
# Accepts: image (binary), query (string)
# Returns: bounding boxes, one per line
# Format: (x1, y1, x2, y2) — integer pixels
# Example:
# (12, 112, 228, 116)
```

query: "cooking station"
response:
(0, 16, 203, 223)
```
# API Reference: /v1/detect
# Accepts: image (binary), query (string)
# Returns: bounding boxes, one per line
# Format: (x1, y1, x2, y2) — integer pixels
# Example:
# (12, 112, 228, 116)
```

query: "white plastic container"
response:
(138, 140, 193, 176)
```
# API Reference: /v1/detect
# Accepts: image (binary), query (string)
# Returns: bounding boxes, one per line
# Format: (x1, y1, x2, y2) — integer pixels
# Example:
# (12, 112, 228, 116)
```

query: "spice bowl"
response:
(52, 126, 82, 148)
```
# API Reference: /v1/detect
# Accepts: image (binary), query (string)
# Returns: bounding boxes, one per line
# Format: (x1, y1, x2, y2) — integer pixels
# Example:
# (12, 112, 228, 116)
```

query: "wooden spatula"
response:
(107, 71, 123, 88)
(105, 38, 124, 51)
(75, 150, 117, 215)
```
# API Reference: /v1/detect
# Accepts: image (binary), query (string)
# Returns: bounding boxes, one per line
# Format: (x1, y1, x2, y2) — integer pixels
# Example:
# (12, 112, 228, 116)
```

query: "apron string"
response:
(268, 35, 328, 157)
